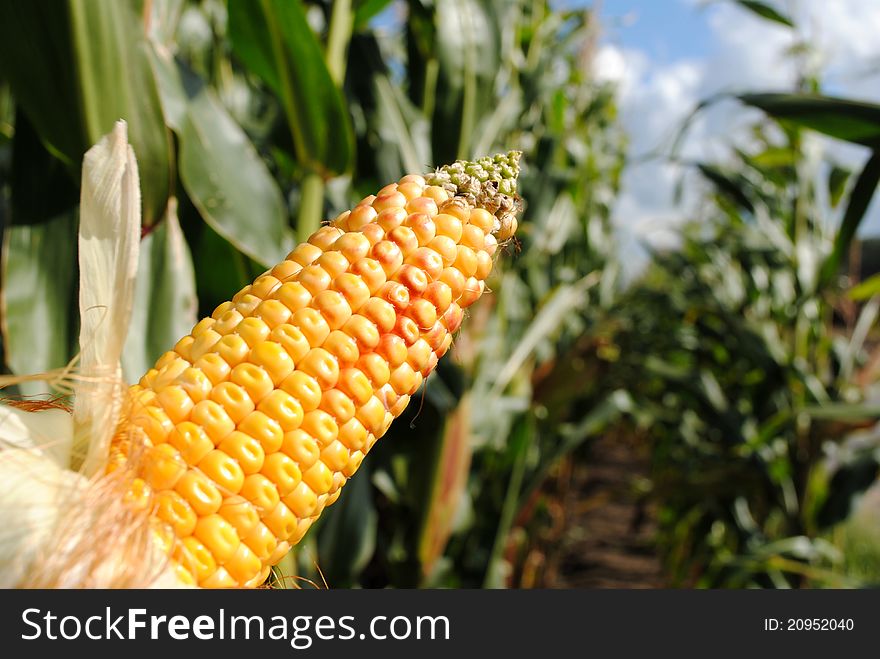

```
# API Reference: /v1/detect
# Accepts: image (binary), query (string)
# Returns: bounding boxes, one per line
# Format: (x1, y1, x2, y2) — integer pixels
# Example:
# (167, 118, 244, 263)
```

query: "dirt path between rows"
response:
(548, 434, 665, 588)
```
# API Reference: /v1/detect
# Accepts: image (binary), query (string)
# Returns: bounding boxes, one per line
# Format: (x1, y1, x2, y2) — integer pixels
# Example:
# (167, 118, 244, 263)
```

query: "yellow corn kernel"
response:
(209, 381, 255, 424)
(433, 213, 464, 242)
(427, 235, 458, 267)
(251, 275, 281, 299)
(280, 371, 323, 413)
(269, 324, 311, 364)
(257, 389, 304, 432)
(300, 409, 338, 447)
(219, 495, 260, 536)
(230, 362, 274, 404)
(459, 276, 484, 308)
(361, 297, 397, 333)
(284, 482, 318, 518)
(270, 259, 302, 283)
(390, 362, 421, 396)
(155, 350, 183, 371)
(321, 440, 350, 473)
(344, 451, 365, 478)
(254, 299, 292, 329)
(174, 335, 195, 361)
(237, 317, 271, 349)
(123, 477, 152, 512)
(178, 367, 212, 404)
(308, 225, 344, 250)
(201, 566, 237, 588)
(332, 232, 372, 262)
(261, 452, 301, 496)
(298, 347, 340, 390)
(358, 351, 392, 386)
(406, 213, 436, 245)
(263, 501, 298, 541)
(372, 240, 404, 276)
(143, 444, 187, 490)
(323, 330, 359, 367)
(193, 353, 232, 386)
(241, 473, 281, 512)
(343, 204, 378, 231)
(194, 514, 240, 564)
(407, 339, 434, 375)
(218, 430, 265, 475)
(168, 421, 214, 465)
(191, 399, 235, 444)
(375, 206, 406, 233)
(199, 449, 245, 495)
(180, 536, 217, 583)
(356, 396, 386, 435)
(234, 294, 263, 316)
(175, 470, 223, 517)
(337, 368, 373, 406)
(133, 405, 174, 445)
(337, 418, 368, 452)
(191, 317, 215, 338)
(298, 264, 331, 296)
(224, 542, 262, 585)
(422, 185, 449, 204)
(332, 273, 372, 313)
(396, 264, 429, 296)
(155, 493, 193, 539)
(214, 309, 244, 335)
(320, 389, 356, 424)
(238, 410, 283, 453)
(406, 195, 439, 216)
(302, 460, 334, 496)
(275, 281, 312, 313)
(289, 242, 323, 267)
(248, 341, 295, 385)
(291, 307, 331, 347)
(350, 257, 387, 294)
(313, 290, 352, 331)
(243, 522, 278, 562)
(211, 301, 234, 319)
(440, 266, 467, 300)
(156, 385, 194, 424)
(468, 207, 496, 232)
(215, 334, 250, 367)
(454, 245, 478, 278)
(394, 315, 421, 347)
(342, 314, 380, 351)
(190, 329, 222, 362)
(475, 249, 493, 280)
(372, 190, 406, 213)
(281, 430, 320, 471)
(315, 251, 349, 279)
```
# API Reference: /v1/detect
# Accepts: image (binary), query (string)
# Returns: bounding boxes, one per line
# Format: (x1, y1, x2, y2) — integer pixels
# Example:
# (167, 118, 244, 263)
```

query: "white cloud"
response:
(602, 0, 880, 277)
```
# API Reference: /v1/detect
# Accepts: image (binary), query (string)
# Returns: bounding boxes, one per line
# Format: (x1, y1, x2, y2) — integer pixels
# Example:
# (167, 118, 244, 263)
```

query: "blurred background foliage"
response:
(0, 0, 879, 588)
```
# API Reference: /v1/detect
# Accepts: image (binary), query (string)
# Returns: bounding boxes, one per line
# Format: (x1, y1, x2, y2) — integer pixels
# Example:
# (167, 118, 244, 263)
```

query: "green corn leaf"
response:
(733, 1, 794, 28)
(122, 199, 197, 384)
(820, 151, 880, 286)
(1, 212, 78, 396)
(739, 93, 880, 148)
(178, 88, 291, 268)
(228, 0, 354, 177)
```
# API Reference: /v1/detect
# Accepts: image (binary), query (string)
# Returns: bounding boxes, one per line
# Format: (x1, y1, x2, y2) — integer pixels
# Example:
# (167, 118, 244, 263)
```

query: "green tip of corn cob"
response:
(112, 152, 523, 587)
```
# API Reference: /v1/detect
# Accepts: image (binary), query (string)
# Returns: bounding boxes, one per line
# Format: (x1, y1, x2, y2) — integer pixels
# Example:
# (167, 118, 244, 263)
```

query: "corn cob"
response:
(112, 152, 522, 587)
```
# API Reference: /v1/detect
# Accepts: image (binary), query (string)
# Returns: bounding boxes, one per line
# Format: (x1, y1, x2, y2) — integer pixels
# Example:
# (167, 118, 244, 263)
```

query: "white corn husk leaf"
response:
(0, 122, 188, 587)
(0, 448, 88, 587)
(73, 120, 140, 477)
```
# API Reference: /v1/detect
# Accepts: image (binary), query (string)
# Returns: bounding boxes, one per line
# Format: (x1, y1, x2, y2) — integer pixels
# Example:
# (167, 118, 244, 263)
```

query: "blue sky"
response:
(599, 0, 714, 62)
(583, 0, 880, 270)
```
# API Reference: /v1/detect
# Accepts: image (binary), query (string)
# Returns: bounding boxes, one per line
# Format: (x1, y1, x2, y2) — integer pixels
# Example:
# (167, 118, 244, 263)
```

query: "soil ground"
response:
(547, 433, 665, 588)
